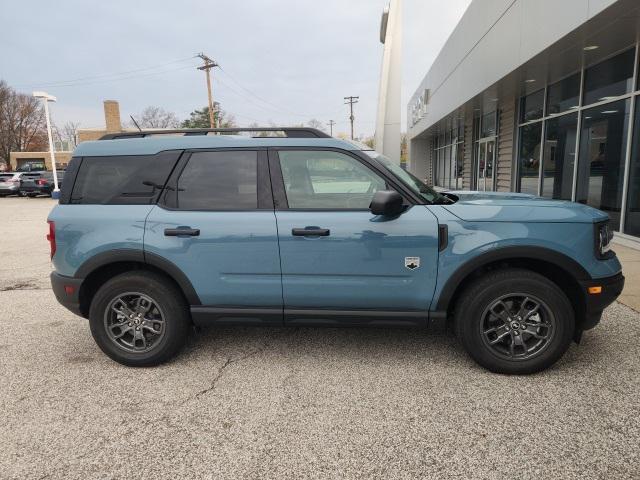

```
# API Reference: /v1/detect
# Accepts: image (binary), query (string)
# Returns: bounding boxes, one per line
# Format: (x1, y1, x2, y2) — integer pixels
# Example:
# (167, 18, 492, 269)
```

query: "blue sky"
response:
(1, 0, 470, 137)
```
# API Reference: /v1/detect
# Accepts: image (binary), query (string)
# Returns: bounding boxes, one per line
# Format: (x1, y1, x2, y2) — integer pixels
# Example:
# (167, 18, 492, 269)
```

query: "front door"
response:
(144, 149, 282, 324)
(476, 139, 496, 191)
(270, 148, 440, 326)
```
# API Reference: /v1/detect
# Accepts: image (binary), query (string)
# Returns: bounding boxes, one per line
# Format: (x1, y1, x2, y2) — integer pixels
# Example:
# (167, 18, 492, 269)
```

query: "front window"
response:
(279, 150, 386, 209)
(363, 151, 448, 204)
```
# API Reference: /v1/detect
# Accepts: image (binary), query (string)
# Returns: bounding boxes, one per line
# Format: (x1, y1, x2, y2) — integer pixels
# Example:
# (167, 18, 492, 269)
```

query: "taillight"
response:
(47, 220, 56, 259)
(37, 179, 47, 185)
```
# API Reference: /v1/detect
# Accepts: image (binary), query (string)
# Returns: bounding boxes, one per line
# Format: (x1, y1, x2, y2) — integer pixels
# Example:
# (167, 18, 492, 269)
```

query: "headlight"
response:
(595, 221, 614, 259)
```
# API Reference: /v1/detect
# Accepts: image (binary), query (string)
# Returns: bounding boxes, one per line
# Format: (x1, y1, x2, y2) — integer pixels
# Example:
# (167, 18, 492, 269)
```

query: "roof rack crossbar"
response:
(99, 127, 331, 140)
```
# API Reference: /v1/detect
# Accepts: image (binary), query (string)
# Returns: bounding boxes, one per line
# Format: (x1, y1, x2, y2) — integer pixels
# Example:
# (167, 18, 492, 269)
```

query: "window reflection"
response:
(520, 90, 545, 123)
(542, 113, 577, 200)
(518, 123, 542, 195)
(481, 111, 497, 137)
(625, 96, 640, 236)
(576, 99, 630, 230)
(583, 48, 635, 105)
(546, 73, 581, 115)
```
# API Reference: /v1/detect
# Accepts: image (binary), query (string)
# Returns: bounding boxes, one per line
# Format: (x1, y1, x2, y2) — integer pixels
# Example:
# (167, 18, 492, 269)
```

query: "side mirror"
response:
(369, 190, 404, 216)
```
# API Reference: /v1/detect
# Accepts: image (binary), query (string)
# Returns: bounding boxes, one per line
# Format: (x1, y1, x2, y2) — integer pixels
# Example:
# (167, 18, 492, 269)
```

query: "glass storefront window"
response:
(625, 96, 640, 236)
(481, 111, 497, 137)
(520, 90, 545, 122)
(541, 113, 578, 200)
(456, 143, 464, 189)
(444, 146, 451, 188)
(546, 73, 581, 115)
(518, 123, 542, 195)
(576, 99, 631, 230)
(583, 48, 635, 105)
(431, 122, 464, 189)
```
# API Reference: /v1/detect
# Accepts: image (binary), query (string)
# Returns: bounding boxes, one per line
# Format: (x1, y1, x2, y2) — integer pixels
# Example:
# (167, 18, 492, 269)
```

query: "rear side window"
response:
(174, 151, 258, 210)
(70, 152, 180, 205)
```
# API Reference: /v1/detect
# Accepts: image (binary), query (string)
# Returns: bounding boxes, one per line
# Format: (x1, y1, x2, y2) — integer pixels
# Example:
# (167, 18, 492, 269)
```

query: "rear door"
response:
(144, 149, 282, 325)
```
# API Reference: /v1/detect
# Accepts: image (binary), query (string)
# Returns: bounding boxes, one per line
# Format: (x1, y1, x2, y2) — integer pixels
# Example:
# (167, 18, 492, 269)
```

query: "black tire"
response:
(455, 269, 574, 375)
(89, 271, 190, 367)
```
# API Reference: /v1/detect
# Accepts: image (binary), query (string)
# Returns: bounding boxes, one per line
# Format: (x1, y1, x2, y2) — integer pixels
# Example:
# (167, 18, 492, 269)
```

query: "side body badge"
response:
(405, 257, 420, 270)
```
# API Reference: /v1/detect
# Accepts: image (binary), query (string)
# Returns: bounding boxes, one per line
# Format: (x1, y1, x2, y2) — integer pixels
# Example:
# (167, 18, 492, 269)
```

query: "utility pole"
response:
(327, 120, 336, 136)
(196, 53, 219, 128)
(344, 96, 359, 140)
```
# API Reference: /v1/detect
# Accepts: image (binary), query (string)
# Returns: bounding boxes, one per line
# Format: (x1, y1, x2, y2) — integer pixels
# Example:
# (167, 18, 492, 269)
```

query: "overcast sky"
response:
(1, 0, 470, 137)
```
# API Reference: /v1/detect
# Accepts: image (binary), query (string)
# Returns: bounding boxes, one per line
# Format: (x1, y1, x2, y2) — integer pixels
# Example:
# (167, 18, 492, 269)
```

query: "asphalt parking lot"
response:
(1, 197, 639, 479)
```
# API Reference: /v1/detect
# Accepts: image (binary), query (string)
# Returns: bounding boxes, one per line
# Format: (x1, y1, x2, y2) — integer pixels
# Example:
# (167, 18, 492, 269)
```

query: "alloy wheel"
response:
(103, 292, 166, 353)
(480, 294, 556, 361)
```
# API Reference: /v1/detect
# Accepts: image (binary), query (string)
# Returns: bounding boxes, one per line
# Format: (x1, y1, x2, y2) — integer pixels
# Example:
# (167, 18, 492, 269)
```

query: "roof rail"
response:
(99, 127, 331, 140)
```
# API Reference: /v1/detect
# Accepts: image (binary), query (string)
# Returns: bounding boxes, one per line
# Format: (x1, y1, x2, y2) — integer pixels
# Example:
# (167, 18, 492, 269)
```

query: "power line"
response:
(218, 66, 344, 118)
(13, 64, 198, 90)
(344, 96, 359, 140)
(14, 56, 198, 88)
(215, 75, 336, 124)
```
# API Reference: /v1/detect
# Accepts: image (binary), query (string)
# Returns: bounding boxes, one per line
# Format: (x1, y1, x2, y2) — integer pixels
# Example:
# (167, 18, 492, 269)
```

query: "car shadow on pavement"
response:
(180, 324, 471, 370)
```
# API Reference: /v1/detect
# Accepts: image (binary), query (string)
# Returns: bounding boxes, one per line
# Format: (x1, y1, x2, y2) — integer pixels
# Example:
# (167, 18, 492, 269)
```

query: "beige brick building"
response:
(9, 100, 131, 171)
(9, 151, 72, 171)
(76, 100, 131, 143)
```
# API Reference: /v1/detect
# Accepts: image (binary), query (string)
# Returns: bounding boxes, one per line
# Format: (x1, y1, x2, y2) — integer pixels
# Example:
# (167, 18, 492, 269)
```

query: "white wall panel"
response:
(408, 0, 621, 139)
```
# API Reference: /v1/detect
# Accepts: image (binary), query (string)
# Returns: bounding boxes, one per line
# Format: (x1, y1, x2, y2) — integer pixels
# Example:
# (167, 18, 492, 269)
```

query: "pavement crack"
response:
(194, 347, 264, 399)
(0, 281, 48, 291)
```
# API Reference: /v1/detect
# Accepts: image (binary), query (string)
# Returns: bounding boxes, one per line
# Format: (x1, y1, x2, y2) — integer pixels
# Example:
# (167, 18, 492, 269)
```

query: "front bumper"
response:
(51, 272, 84, 317)
(580, 272, 625, 330)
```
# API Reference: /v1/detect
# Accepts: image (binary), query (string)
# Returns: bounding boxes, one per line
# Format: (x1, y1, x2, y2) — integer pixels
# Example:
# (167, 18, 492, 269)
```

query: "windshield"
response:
(363, 151, 451, 204)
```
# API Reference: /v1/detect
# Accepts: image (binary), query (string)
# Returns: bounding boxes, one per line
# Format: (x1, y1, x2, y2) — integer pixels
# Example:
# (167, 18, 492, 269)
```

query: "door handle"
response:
(292, 227, 330, 237)
(164, 227, 200, 237)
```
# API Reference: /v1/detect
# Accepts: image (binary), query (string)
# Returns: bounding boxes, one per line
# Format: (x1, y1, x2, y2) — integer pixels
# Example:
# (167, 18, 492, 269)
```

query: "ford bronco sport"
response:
(48, 127, 624, 374)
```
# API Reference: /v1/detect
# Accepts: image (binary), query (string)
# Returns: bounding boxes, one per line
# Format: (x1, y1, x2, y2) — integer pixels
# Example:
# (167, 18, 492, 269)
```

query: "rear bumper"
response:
(0, 186, 18, 194)
(580, 272, 625, 330)
(20, 185, 52, 194)
(50, 272, 84, 317)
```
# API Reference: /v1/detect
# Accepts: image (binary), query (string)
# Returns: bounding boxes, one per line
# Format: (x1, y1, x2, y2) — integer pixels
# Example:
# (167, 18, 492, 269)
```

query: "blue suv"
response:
(48, 128, 624, 374)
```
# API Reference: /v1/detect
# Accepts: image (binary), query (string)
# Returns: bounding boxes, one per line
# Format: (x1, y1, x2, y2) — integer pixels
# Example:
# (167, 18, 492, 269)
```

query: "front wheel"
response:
(455, 269, 574, 374)
(89, 271, 190, 367)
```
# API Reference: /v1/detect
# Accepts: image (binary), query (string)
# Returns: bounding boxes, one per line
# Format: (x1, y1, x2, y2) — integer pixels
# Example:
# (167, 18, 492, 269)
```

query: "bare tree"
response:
(307, 119, 325, 132)
(132, 106, 180, 129)
(362, 136, 375, 149)
(0, 81, 47, 165)
(61, 121, 80, 148)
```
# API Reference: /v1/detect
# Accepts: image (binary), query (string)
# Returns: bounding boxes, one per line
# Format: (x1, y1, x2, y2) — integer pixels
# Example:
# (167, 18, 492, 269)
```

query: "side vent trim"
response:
(438, 224, 448, 252)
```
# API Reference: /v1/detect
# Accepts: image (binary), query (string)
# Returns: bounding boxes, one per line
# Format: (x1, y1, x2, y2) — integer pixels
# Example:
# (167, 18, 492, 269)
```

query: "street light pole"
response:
(33, 91, 59, 199)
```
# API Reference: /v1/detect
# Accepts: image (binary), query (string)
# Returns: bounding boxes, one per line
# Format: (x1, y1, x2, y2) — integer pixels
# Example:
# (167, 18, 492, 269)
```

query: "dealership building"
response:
(407, 0, 640, 242)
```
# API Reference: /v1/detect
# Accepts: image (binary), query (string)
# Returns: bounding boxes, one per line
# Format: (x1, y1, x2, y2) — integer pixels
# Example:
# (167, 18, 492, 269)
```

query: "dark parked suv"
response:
(19, 171, 64, 197)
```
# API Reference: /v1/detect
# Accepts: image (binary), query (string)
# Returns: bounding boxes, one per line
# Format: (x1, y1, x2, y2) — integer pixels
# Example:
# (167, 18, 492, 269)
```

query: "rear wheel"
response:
(455, 269, 574, 374)
(89, 271, 190, 367)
